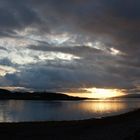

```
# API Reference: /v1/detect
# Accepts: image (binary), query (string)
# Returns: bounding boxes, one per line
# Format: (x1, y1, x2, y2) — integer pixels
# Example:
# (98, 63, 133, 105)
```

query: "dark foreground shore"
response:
(0, 110, 140, 140)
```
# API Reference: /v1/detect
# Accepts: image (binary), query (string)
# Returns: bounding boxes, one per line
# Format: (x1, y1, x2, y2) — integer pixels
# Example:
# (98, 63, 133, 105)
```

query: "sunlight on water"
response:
(0, 99, 139, 122)
(78, 100, 126, 115)
(0, 100, 25, 122)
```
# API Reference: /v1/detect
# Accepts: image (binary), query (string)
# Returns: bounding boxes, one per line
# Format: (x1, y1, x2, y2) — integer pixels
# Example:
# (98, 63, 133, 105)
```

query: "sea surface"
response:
(0, 99, 140, 122)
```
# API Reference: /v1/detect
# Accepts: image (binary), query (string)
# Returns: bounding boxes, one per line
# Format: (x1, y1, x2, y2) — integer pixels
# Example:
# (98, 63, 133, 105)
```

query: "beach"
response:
(0, 109, 140, 140)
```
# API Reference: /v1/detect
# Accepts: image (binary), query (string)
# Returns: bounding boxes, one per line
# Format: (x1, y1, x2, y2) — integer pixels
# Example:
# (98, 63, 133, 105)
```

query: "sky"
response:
(0, 0, 140, 95)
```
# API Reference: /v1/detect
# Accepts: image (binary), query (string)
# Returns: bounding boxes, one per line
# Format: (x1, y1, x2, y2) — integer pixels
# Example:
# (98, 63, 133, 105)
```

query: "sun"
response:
(86, 88, 125, 99)
(65, 88, 125, 99)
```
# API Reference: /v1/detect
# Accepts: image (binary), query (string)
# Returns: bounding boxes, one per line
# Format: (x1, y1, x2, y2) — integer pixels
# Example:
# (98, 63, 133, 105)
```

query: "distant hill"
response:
(0, 89, 11, 94)
(112, 93, 140, 99)
(0, 89, 86, 100)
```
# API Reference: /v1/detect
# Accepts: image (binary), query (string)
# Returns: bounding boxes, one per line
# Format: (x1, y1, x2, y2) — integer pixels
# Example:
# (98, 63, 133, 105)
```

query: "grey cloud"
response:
(0, 0, 140, 93)
(28, 45, 102, 58)
(2, 56, 135, 91)
(28, 0, 140, 55)
(0, 0, 41, 33)
(0, 46, 7, 51)
(0, 58, 13, 66)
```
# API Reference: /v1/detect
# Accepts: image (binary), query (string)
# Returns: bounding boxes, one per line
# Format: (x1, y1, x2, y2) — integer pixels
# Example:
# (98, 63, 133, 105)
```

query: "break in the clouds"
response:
(0, 0, 140, 93)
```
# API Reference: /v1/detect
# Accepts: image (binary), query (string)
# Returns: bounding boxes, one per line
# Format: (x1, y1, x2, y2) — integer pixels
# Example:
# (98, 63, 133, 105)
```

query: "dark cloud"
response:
(0, 0, 140, 93)
(27, 0, 140, 53)
(104, 0, 140, 20)
(0, 46, 7, 51)
(2, 56, 135, 91)
(0, 0, 41, 32)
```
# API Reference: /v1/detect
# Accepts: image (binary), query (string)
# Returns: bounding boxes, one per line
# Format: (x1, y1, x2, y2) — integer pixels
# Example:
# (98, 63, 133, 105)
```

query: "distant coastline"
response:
(0, 89, 87, 100)
(0, 89, 140, 101)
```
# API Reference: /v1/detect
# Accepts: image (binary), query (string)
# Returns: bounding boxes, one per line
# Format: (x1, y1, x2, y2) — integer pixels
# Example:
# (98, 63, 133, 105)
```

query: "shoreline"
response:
(0, 109, 140, 140)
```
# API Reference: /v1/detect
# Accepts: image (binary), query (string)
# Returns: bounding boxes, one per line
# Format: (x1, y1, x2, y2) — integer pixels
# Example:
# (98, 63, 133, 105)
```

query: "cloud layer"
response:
(0, 0, 140, 93)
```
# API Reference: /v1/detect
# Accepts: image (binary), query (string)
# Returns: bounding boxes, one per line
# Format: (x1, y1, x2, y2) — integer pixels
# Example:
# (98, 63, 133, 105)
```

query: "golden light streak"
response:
(66, 88, 125, 99)
(110, 47, 120, 55)
(86, 88, 125, 99)
(0, 65, 17, 76)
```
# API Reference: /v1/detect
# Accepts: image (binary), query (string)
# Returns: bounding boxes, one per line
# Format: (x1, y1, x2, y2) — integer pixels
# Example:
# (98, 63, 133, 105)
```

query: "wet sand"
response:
(0, 109, 140, 140)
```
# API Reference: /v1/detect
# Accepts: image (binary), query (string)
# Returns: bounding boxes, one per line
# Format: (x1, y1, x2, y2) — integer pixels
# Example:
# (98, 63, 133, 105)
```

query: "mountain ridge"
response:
(0, 89, 86, 100)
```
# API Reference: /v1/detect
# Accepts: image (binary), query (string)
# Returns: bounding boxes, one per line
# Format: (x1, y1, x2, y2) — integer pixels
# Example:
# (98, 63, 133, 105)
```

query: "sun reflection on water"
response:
(78, 101, 126, 115)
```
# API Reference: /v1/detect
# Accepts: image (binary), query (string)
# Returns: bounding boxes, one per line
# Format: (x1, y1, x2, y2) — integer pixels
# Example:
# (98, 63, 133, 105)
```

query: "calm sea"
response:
(0, 99, 140, 122)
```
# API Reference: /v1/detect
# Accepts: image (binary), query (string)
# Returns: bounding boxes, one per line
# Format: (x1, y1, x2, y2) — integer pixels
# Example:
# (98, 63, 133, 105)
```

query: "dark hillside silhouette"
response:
(0, 89, 86, 100)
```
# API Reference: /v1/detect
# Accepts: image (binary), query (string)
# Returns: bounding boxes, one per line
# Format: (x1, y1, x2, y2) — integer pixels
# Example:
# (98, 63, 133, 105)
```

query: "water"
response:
(0, 99, 140, 122)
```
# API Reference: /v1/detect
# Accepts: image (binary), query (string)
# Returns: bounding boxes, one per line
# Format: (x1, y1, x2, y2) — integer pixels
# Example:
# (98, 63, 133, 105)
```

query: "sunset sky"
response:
(0, 0, 140, 96)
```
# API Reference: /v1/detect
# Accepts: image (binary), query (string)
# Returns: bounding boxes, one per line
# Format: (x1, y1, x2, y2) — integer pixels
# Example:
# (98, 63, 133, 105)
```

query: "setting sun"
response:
(66, 88, 125, 99)
(86, 88, 125, 99)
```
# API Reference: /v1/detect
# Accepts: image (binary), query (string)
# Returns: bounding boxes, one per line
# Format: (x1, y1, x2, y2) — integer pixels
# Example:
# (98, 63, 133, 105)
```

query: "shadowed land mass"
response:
(0, 89, 87, 100)
(1, 89, 140, 101)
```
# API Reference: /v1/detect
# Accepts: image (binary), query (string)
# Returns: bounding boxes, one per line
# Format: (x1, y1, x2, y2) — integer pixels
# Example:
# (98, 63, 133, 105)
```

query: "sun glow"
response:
(66, 88, 125, 99)
(86, 88, 125, 99)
